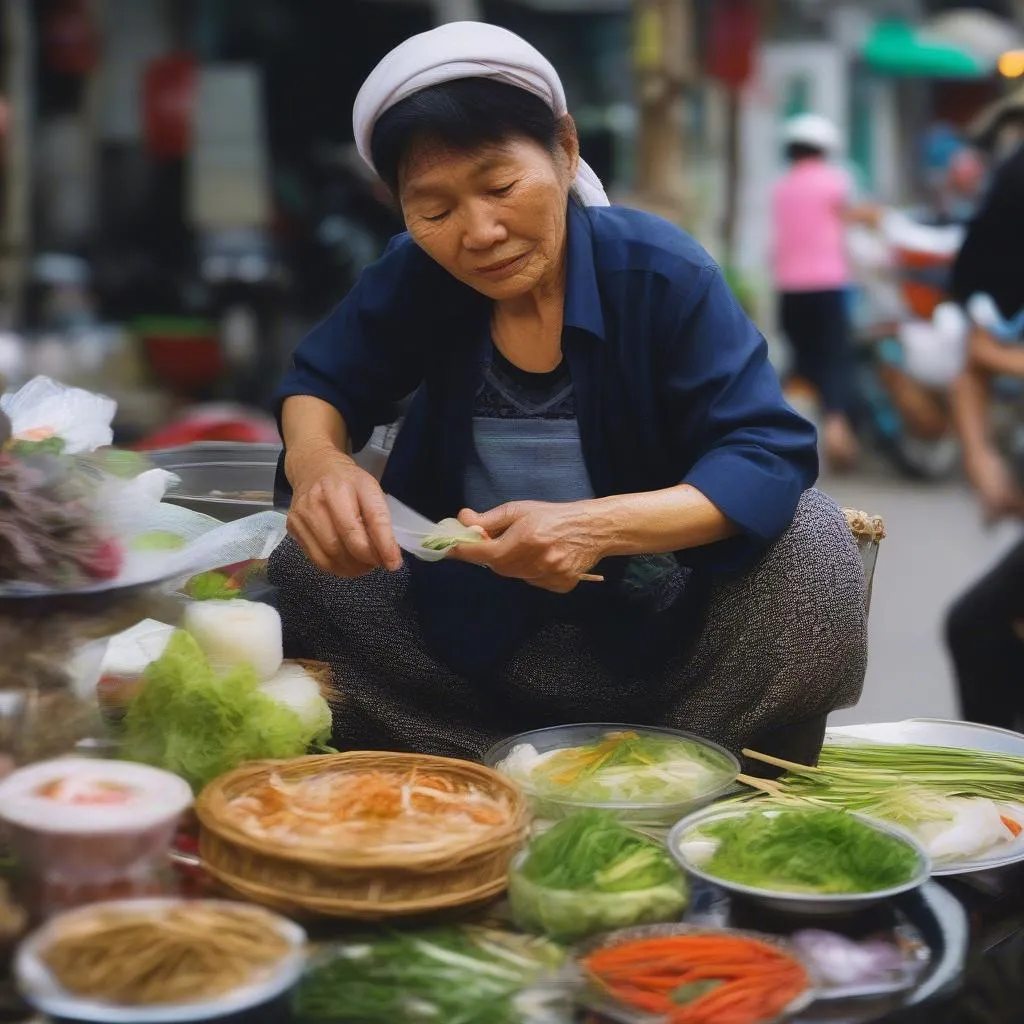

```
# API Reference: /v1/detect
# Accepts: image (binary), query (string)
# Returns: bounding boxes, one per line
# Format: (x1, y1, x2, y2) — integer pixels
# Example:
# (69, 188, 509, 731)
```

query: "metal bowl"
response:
(668, 804, 931, 916)
(571, 922, 816, 1023)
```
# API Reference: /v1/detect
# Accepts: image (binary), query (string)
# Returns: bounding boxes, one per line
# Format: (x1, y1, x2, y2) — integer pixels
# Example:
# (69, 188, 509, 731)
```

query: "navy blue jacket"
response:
(277, 199, 817, 576)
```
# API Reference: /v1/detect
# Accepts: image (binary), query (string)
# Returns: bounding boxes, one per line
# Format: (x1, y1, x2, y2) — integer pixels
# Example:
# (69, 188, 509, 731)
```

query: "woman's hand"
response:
(448, 500, 609, 593)
(286, 448, 402, 576)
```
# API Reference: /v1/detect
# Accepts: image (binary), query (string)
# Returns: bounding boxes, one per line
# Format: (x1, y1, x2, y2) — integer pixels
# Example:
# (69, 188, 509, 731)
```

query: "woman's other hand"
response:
(286, 448, 403, 576)
(449, 500, 608, 592)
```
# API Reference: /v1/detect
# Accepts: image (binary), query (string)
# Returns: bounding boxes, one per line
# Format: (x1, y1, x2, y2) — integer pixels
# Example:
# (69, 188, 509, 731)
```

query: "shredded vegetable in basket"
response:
(510, 811, 687, 942)
(293, 926, 566, 1024)
(498, 730, 732, 805)
(223, 767, 513, 855)
(689, 808, 921, 895)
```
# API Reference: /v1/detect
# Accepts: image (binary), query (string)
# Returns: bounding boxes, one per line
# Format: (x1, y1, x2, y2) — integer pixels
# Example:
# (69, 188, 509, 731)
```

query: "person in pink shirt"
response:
(772, 114, 876, 470)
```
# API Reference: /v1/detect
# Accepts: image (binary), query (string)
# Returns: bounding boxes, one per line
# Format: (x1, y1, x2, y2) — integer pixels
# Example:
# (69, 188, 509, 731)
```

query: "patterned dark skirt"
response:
(268, 488, 867, 762)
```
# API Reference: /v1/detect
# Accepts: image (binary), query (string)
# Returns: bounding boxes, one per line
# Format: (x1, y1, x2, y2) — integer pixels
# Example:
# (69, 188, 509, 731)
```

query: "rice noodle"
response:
(40, 903, 290, 1005)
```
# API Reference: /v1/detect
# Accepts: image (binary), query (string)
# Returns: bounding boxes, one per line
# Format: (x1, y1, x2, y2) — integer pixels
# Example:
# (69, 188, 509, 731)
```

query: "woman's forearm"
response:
(588, 484, 739, 558)
(281, 395, 354, 485)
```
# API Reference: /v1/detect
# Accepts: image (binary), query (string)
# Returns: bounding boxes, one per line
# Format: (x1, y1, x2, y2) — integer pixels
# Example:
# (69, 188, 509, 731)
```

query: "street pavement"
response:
(822, 469, 1020, 727)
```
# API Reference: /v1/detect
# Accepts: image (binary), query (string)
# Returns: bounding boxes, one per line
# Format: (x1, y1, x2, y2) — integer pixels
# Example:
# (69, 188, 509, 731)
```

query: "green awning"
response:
(863, 19, 987, 79)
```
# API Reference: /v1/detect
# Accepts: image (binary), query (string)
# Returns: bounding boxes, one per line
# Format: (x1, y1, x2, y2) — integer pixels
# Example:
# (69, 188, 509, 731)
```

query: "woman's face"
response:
(397, 130, 578, 300)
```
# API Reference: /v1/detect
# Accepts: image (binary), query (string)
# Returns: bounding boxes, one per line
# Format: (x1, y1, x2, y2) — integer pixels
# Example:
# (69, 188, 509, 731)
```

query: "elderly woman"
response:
(271, 23, 867, 764)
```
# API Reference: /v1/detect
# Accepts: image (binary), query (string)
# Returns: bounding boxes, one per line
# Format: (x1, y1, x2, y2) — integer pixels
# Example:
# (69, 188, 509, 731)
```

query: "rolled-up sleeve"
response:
(274, 235, 433, 451)
(663, 265, 819, 570)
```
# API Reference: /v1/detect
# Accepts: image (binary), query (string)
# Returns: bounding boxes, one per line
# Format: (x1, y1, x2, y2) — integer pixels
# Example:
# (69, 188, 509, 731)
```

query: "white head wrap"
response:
(352, 21, 610, 207)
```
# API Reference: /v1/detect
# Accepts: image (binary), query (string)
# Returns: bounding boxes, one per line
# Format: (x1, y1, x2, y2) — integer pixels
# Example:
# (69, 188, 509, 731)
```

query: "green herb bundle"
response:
(510, 811, 687, 942)
(293, 927, 565, 1024)
(742, 742, 1024, 826)
(521, 810, 679, 891)
(698, 808, 921, 895)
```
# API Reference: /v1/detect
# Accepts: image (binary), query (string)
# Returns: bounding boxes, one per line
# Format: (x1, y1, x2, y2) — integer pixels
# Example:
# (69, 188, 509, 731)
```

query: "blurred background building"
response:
(0, 0, 1021, 432)
(2, 0, 1024, 722)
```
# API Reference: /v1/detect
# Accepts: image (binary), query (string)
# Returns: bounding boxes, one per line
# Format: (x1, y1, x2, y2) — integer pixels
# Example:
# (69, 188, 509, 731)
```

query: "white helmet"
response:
(783, 114, 840, 154)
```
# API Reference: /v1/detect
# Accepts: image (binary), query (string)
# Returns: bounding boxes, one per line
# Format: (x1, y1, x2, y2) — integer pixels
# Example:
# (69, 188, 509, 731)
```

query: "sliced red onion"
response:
(791, 930, 905, 986)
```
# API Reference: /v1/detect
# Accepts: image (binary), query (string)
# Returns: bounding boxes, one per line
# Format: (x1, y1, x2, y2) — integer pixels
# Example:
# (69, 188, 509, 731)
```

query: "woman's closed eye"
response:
(422, 209, 451, 223)
(489, 182, 516, 197)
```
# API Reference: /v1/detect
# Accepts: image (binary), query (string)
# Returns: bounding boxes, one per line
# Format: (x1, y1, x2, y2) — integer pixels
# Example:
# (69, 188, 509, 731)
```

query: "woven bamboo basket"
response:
(843, 508, 886, 611)
(195, 751, 530, 920)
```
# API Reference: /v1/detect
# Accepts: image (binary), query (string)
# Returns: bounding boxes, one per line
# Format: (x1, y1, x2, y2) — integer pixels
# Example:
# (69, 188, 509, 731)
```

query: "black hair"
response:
(370, 77, 561, 194)
(786, 141, 826, 163)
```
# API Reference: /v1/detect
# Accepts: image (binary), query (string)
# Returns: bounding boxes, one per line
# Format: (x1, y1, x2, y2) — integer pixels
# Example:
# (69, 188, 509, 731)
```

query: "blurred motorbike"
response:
(848, 209, 967, 480)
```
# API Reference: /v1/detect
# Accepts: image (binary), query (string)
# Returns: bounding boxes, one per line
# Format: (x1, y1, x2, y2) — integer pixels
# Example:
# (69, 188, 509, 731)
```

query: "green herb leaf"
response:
(131, 530, 186, 552)
(185, 571, 240, 601)
(671, 979, 723, 1005)
(293, 927, 564, 1024)
(698, 808, 921, 895)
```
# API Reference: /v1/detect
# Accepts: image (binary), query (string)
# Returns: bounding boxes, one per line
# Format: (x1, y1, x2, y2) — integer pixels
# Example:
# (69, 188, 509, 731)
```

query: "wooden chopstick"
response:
(579, 573, 605, 583)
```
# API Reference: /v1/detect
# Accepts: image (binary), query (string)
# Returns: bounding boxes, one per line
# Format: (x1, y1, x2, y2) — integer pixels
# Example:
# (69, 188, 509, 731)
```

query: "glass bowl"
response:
(484, 723, 740, 836)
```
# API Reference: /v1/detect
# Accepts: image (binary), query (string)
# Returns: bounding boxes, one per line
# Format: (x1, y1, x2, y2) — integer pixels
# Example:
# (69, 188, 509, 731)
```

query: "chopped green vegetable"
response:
(293, 926, 565, 1024)
(421, 520, 483, 552)
(121, 631, 316, 792)
(131, 530, 186, 552)
(420, 535, 463, 552)
(521, 811, 678, 891)
(695, 809, 921, 895)
(184, 570, 240, 601)
(510, 811, 687, 942)
(672, 979, 723, 1005)
(7, 436, 65, 456)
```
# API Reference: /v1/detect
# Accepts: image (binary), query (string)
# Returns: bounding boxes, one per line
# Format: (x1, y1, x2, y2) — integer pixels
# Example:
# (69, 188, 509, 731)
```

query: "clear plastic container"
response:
(0, 759, 193, 919)
(507, 850, 688, 944)
(484, 723, 740, 834)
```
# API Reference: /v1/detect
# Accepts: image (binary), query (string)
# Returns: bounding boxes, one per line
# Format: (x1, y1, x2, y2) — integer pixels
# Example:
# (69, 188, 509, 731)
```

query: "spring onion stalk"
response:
(739, 743, 1024, 824)
(293, 926, 566, 1024)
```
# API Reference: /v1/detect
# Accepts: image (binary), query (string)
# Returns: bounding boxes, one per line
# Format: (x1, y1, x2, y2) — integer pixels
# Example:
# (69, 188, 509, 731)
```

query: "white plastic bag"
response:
(94, 468, 181, 536)
(0, 375, 116, 453)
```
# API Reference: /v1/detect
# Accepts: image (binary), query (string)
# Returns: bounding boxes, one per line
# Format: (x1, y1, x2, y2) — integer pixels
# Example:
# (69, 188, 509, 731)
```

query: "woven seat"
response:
(843, 508, 885, 609)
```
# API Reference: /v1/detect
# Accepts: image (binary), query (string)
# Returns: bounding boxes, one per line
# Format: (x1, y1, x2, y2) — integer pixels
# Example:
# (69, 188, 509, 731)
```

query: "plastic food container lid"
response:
(0, 758, 192, 834)
(15, 898, 307, 1023)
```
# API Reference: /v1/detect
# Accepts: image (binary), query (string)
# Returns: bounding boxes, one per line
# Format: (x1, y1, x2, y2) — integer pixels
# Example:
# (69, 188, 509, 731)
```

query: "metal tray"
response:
(146, 442, 281, 522)
(683, 879, 967, 1024)
(147, 433, 396, 521)
(827, 718, 1024, 757)
(826, 719, 1024, 876)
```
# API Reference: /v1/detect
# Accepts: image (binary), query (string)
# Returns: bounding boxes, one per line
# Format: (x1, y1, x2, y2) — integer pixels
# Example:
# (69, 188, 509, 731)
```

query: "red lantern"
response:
(707, 0, 761, 88)
(42, 0, 98, 76)
(142, 53, 198, 161)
